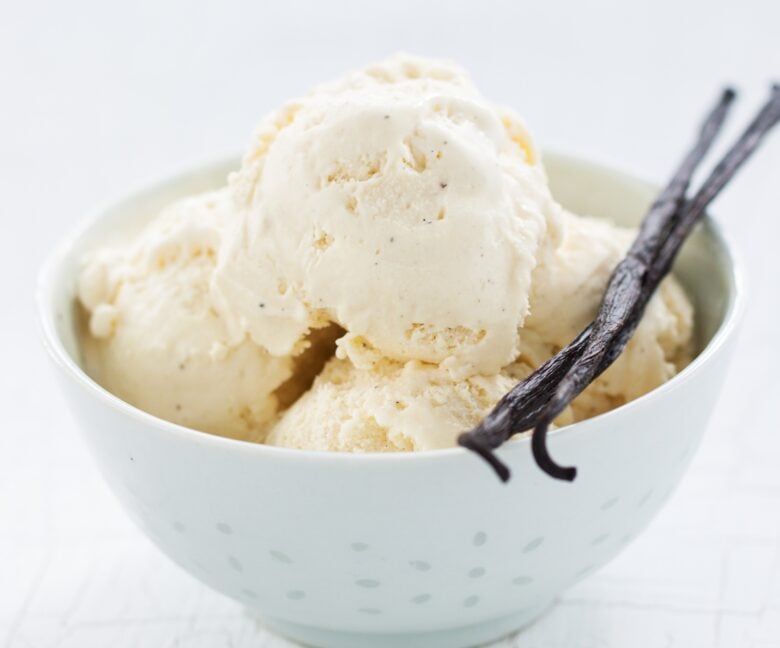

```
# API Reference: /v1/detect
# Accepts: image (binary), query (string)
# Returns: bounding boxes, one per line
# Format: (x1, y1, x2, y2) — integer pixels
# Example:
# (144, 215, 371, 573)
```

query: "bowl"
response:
(37, 153, 742, 648)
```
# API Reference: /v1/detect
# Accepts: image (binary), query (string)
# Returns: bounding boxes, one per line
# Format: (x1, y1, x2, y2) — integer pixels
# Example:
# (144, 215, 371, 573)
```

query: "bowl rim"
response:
(36, 151, 745, 464)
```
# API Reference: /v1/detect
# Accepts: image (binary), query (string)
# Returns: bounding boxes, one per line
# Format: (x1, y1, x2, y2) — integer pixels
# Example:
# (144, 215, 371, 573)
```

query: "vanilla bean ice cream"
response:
(213, 56, 561, 376)
(77, 190, 337, 442)
(76, 54, 694, 450)
(267, 358, 516, 452)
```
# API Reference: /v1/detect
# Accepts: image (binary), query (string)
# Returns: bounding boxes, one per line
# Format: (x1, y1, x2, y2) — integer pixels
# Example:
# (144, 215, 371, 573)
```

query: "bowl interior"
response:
(41, 152, 738, 403)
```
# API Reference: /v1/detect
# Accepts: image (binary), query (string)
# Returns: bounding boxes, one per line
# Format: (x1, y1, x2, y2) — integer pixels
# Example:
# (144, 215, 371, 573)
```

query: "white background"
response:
(2, 1, 780, 646)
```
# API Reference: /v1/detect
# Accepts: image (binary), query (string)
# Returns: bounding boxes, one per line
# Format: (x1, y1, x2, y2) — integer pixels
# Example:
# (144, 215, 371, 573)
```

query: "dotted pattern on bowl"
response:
(150, 489, 660, 620)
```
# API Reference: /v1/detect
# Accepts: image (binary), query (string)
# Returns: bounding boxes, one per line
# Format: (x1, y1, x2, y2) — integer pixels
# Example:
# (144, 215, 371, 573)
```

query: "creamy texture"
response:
(77, 190, 333, 442)
(76, 54, 695, 452)
(213, 55, 562, 377)
(267, 357, 516, 452)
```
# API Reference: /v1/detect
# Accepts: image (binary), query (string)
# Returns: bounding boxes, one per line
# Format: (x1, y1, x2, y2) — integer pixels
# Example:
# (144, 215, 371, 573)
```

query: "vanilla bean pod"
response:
(460, 85, 780, 482)
(531, 84, 780, 482)
(459, 88, 734, 480)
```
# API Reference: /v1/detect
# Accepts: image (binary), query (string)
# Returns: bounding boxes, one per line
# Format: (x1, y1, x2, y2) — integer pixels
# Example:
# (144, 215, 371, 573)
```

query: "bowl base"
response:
(256, 600, 553, 648)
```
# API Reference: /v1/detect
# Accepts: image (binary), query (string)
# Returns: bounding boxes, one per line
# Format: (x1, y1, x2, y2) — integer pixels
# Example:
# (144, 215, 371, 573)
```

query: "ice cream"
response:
(77, 189, 337, 442)
(76, 54, 694, 451)
(267, 358, 516, 452)
(213, 55, 562, 377)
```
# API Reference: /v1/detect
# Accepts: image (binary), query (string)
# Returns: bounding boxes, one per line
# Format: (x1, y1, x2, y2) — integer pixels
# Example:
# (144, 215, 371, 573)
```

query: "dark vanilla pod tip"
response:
(531, 422, 577, 482)
(458, 432, 511, 482)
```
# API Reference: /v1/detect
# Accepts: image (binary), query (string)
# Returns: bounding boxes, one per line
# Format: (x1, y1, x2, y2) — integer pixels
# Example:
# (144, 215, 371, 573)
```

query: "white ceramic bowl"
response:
(37, 153, 742, 648)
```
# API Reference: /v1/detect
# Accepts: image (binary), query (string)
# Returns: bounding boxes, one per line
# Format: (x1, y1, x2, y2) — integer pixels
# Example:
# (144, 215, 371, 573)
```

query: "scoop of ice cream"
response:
(267, 357, 516, 452)
(511, 211, 694, 420)
(213, 55, 561, 376)
(75, 54, 696, 454)
(77, 189, 335, 442)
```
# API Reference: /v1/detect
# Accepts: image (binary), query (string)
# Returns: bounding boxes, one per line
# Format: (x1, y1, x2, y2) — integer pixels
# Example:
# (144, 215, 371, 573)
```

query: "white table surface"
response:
(2, 1, 780, 646)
